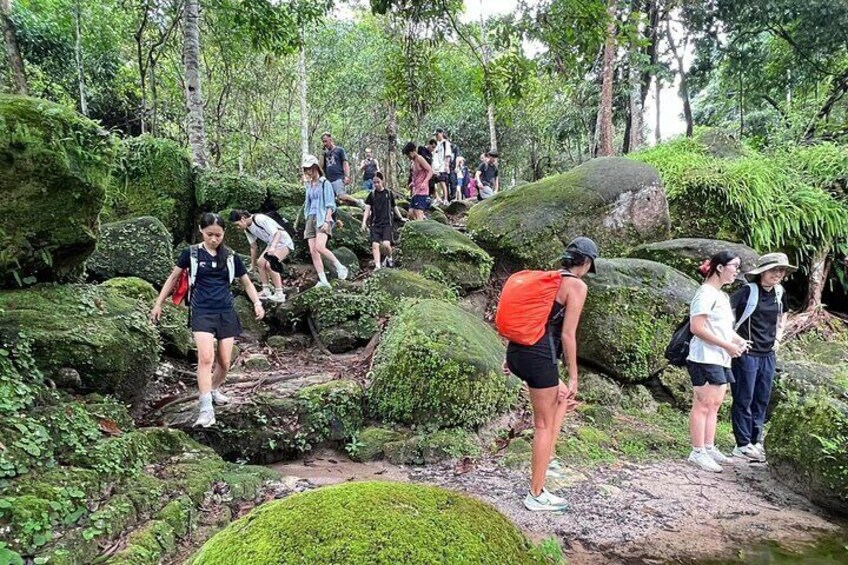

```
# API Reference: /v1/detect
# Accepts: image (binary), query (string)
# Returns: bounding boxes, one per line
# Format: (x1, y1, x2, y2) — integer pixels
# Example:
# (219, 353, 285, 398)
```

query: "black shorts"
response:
(369, 224, 393, 243)
(687, 361, 735, 387)
(506, 334, 561, 389)
(191, 309, 242, 339)
(437, 172, 450, 183)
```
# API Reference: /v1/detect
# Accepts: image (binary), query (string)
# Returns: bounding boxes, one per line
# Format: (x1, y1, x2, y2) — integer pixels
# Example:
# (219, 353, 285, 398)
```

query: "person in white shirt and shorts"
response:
(229, 210, 294, 303)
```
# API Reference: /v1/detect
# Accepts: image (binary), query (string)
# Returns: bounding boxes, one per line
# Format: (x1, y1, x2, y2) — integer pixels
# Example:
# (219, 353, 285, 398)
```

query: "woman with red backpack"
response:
(498, 237, 598, 512)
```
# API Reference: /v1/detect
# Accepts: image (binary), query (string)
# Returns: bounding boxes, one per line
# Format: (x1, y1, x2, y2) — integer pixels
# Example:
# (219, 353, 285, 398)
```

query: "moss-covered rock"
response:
(188, 481, 543, 565)
(444, 199, 474, 217)
(0, 284, 160, 400)
(234, 295, 269, 342)
(425, 207, 449, 224)
(263, 179, 303, 209)
(399, 220, 493, 291)
(100, 276, 158, 302)
(579, 258, 699, 383)
(657, 365, 693, 409)
(321, 246, 360, 279)
(349, 426, 407, 462)
(628, 238, 759, 280)
(368, 299, 520, 428)
(103, 134, 196, 244)
(382, 428, 482, 466)
(87, 216, 174, 286)
(196, 172, 266, 212)
(0, 95, 117, 286)
(330, 207, 371, 257)
(362, 268, 456, 315)
(467, 157, 669, 270)
(768, 361, 848, 516)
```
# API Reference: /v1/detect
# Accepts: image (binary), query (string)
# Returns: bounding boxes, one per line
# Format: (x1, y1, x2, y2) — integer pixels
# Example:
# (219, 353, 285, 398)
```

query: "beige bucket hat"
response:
(744, 252, 797, 281)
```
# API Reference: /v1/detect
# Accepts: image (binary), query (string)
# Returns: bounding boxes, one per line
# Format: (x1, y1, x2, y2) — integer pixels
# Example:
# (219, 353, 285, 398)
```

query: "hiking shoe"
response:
(754, 442, 766, 458)
(733, 444, 765, 462)
(257, 288, 272, 300)
(705, 446, 731, 465)
(193, 409, 216, 428)
(687, 449, 723, 473)
(524, 489, 569, 512)
(211, 389, 230, 405)
(336, 264, 349, 281)
(385, 258, 395, 268)
(268, 291, 286, 303)
(313, 280, 331, 290)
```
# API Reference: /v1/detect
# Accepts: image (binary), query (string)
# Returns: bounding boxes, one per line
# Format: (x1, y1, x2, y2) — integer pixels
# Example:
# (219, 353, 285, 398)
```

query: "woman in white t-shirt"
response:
(686, 251, 750, 473)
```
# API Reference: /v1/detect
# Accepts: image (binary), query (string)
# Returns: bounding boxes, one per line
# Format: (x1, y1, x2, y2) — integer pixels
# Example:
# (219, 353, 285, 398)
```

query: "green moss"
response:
(0, 95, 118, 285)
(100, 277, 158, 302)
(189, 481, 543, 565)
(347, 426, 406, 462)
(87, 216, 174, 286)
(368, 299, 519, 428)
(104, 134, 196, 244)
(363, 268, 457, 315)
(295, 380, 365, 444)
(381, 429, 481, 465)
(263, 179, 303, 209)
(399, 220, 493, 291)
(196, 172, 266, 212)
(331, 207, 371, 257)
(467, 157, 667, 269)
(0, 284, 161, 401)
(288, 285, 380, 351)
(321, 246, 360, 279)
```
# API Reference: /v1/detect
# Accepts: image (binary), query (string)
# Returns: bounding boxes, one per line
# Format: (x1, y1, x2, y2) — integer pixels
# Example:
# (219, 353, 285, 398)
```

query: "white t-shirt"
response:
(432, 140, 453, 173)
(246, 214, 283, 245)
(687, 284, 736, 368)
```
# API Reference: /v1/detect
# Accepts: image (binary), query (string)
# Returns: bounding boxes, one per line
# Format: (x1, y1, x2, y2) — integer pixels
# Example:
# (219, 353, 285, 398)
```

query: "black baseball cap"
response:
(564, 237, 599, 273)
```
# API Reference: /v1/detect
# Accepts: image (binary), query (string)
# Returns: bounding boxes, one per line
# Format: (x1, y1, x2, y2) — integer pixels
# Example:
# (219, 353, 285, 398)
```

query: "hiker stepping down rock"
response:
(320, 132, 365, 209)
(684, 252, 750, 473)
(496, 237, 599, 512)
(729, 253, 794, 462)
(302, 154, 349, 289)
(151, 213, 265, 428)
(360, 171, 405, 269)
(229, 210, 295, 303)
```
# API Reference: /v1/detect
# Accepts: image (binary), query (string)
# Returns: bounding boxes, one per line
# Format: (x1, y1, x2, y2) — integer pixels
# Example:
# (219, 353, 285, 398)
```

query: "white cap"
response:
(302, 154, 320, 169)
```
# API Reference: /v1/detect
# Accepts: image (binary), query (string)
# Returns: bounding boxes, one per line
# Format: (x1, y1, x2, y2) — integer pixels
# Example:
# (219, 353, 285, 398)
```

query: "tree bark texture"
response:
(666, 17, 693, 137)
(386, 103, 399, 190)
(803, 247, 831, 312)
(1, 0, 27, 95)
(654, 76, 661, 144)
(298, 38, 309, 156)
(74, 0, 87, 116)
(597, 0, 616, 156)
(627, 53, 643, 152)
(183, 0, 208, 168)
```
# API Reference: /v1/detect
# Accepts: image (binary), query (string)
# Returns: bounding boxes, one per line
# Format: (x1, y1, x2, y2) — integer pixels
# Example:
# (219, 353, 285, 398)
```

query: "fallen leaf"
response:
(98, 418, 123, 436)
(454, 457, 475, 475)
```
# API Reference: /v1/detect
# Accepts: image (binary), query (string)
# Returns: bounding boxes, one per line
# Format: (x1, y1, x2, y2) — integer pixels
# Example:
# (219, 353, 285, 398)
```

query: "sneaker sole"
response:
(524, 501, 569, 512)
(194, 418, 216, 428)
(687, 458, 723, 473)
(733, 450, 764, 462)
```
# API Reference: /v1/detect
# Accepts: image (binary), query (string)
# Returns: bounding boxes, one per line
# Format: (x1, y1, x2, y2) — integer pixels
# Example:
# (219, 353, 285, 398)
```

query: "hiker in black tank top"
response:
(504, 237, 599, 512)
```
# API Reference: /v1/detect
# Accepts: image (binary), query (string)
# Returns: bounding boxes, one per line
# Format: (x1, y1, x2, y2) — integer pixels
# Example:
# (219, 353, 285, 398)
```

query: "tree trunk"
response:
(298, 37, 309, 156)
(183, 0, 207, 168)
(803, 247, 832, 312)
(149, 61, 157, 135)
(477, 4, 497, 151)
(73, 0, 87, 116)
(654, 76, 661, 144)
(134, 3, 149, 134)
(597, 0, 616, 157)
(386, 103, 398, 191)
(1, 0, 27, 95)
(666, 17, 693, 137)
(486, 101, 497, 151)
(628, 57, 643, 152)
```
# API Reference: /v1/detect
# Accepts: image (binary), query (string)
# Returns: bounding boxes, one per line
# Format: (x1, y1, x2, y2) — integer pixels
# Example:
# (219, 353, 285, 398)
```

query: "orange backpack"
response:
(495, 270, 569, 346)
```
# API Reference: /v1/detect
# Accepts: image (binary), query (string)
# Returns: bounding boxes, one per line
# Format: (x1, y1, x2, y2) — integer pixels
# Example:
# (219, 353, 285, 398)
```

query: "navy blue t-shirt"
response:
(323, 146, 347, 182)
(177, 246, 247, 313)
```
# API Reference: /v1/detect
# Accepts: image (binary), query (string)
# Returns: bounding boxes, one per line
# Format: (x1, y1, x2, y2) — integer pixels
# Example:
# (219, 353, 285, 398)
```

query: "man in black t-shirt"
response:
(359, 148, 380, 192)
(475, 150, 499, 200)
(361, 172, 404, 269)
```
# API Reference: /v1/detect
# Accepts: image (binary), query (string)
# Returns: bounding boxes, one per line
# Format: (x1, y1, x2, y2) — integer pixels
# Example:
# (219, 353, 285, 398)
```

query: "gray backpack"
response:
(734, 282, 784, 331)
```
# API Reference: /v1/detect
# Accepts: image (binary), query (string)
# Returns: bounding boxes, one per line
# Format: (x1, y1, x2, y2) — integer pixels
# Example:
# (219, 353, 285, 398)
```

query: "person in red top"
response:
(404, 141, 433, 221)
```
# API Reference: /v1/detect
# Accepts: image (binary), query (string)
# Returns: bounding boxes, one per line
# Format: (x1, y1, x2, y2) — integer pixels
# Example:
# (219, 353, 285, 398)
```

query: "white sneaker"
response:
(268, 291, 286, 303)
(193, 409, 216, 428)
(523, 488, 569, 512)
(754, 442, 766, 458)
(733, 444, 765, 461)
(210, 389, 230, 405)
(313, 280, 331, 290)
(257, 288, 272, 300)
(705, 446, 731, 465)
(336, 264, 349, 281)
(687, 449, 723, 472)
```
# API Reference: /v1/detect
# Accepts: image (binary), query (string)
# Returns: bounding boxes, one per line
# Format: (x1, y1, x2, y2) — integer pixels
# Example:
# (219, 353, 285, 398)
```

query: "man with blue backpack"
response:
(728, 253, 794, 462)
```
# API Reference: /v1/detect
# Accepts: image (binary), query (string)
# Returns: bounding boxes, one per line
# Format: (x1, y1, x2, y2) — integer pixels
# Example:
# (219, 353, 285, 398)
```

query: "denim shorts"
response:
(687, 361, 735, 387)
(410, 194, 430, 210)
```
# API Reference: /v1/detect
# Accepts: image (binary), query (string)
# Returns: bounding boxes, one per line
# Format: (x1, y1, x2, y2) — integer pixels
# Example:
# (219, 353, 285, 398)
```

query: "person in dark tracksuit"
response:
(729, 253, 795, 462)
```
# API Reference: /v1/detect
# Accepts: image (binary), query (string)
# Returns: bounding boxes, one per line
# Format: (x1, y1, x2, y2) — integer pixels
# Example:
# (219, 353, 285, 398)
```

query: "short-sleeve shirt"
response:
(177, 246, 247, 313)
(323, 146, 347, 182)
(477, 163, 498, 186)
(687, 284, 736, 368)
(432, 140, 453, 173)
(365, 189, 396, 228)
(245, 214, 283, 245)
(362, 158, 378, 180)
(730, 283, 789, 355)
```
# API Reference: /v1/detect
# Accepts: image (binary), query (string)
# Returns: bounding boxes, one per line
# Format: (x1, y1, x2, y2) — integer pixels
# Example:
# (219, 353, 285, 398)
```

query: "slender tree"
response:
(596, 0, 616, 156)
(298, 34, 309, 156)
(183, 0, 208, 168)
(73, 0, 87, 115)
(665, 14, 692, 137)
(1, 0, 27, 94)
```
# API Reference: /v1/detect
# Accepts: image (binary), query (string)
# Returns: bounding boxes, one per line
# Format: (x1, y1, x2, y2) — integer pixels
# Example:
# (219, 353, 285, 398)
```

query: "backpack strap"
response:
(188, 244, 200, 291)
(775, 284, 784, 316)
(734, 282, 759, 331)
(227, 252, 236, 284)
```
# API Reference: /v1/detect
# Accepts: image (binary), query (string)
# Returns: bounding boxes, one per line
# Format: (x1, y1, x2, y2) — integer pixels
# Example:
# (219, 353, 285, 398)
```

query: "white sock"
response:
(692, 446, 703, 453)
(274, 287, 283, 293)
(334, 259, 344, 270)
(705, 444, 714, 450)
(199, 392, 212, 411)
(262, 284, 270, 291)
(317, 272, 328, 284)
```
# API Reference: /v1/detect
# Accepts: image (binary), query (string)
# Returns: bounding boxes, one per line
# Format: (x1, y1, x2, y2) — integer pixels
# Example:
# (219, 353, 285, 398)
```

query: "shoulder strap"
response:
(734, 282, 759, 330)
(189, 245, 200, 288)
(775, 284, 785, 315)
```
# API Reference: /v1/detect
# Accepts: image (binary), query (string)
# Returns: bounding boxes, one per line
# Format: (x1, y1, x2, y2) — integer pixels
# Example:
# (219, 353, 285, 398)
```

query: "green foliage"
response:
(105, 135, 196, 244)
(86, 216, 174, 286)
(0, 94, 117, 286)
(368, 299, 519, 428)
(189, 481, 544, 565)
(196, 171, 267, 212)
(363, 268, 457, 315)
(399, 220, 493, 290)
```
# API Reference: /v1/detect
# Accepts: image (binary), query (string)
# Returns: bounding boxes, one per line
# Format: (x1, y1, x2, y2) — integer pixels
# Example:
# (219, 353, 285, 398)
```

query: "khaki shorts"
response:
(304, 214, 333, 239)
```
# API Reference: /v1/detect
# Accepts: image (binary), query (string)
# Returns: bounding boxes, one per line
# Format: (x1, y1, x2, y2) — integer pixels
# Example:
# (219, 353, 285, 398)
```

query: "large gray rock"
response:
(87, 216, 174, 286)
(579, 258, 699, 383)
(467, 157, 669, 269)
(628, 238, 759, 280)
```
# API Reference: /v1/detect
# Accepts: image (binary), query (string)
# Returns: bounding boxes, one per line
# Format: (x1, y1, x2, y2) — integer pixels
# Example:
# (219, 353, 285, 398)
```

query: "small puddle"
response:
(702, 535, 848, 564)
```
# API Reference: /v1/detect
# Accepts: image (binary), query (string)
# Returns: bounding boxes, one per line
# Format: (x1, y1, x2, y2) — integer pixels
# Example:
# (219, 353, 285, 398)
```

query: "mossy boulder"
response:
(425, 206, 449, 224)
(467, 157, 669, 269)
(349, 426, 407, 462)
(196, 172, 266, 212)
(263, 179, 303, 209)
(330, 207, 370, 257)
(444, 199, 474, 217)
(368, 299, 520, 428)
(100, 276, 158, 302)
(154, 376, 364, 464)
(657, 365, 693, 409)
(383, 429, 482, 465)
(188, 481, 543, 565)
(768, 361, 848, 515)
(86, 216, 174, 286)
(321, 246, 360, 279)
(0, 284, 160, 400)
(104, 134, 196, 244)
(398, 220, 493, 291)
(628, 238, 759, 280)
(363, 268, 456, 315)
(234, 295, 269, 342)
(579, 258, 699, 383)
(0, 95, 117, 286)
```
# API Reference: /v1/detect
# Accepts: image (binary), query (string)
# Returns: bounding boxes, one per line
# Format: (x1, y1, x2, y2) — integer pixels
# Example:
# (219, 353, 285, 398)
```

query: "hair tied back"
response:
(697, 259, 711, 277)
